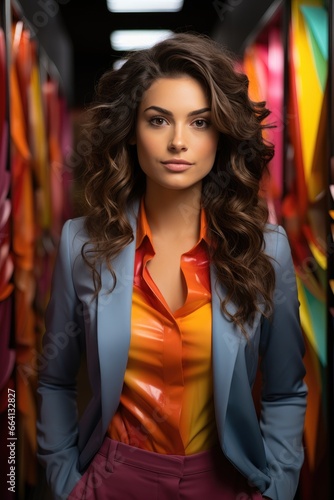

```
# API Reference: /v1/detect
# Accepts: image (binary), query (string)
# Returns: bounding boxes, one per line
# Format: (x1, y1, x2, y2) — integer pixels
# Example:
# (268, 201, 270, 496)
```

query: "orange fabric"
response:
(108, 201, 218, 455)
(44, 80, 63, 238)
(9, 24, 38, 489)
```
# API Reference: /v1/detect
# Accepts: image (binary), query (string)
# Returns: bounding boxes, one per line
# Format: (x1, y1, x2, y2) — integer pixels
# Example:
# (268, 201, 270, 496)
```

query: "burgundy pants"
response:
(68, 437, 263, 499)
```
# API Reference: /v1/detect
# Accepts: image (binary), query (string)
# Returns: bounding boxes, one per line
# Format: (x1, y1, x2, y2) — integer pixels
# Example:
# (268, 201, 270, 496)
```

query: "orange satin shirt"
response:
(108, 200, 218, 455)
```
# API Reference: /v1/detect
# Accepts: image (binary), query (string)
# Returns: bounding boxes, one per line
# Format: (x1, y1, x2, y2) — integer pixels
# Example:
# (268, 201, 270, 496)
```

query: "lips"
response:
(161, 159, 193, 172)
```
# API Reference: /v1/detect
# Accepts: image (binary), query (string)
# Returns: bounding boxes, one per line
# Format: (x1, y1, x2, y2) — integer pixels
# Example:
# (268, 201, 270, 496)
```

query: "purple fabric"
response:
(68, 437, 264, 500)
(0, 199, 10, 231)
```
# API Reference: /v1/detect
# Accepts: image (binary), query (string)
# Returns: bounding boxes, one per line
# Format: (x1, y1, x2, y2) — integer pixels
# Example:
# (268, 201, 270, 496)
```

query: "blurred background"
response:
(0, 0, 332, 498)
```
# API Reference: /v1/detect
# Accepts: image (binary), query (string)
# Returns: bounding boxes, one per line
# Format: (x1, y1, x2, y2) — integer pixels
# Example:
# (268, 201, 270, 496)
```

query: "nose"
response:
(168, 125, 188, 152)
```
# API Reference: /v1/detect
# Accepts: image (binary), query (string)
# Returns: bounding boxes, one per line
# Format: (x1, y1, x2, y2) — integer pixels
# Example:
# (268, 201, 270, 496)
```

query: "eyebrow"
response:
(143, 106, 211, 117)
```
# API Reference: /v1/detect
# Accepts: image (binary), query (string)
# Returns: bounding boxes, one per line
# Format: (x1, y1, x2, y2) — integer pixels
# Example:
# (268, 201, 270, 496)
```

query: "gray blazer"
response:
(37, 206, 307, 500)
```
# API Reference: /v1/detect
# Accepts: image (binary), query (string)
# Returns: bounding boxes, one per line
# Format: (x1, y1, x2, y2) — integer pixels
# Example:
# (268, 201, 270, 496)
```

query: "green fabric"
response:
(301, 5, 328, 89)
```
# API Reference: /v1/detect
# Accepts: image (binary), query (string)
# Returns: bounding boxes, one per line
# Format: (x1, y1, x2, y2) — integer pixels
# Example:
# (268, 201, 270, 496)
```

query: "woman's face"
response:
(134, 76, 219, 194)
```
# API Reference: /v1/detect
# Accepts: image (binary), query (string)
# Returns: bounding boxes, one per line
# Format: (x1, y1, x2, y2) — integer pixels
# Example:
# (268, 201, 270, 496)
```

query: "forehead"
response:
(139, 76, 209, 110)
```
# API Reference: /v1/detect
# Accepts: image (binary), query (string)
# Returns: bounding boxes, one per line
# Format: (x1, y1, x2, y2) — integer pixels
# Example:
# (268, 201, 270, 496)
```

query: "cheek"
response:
(197, 132, 219, 155)
(210, 133, 220, 151)
(137, 134, 158, 158)
(202, 139, 219, 159)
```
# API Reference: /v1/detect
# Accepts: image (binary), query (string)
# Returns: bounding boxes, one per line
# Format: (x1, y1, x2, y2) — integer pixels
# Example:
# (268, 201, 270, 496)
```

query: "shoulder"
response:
(59, 217, 89, 256)
(263, 223, 293, 271)
(62, 216, 88, 239)
(62, 216, 87, 236)
(263, 223, 289, 256)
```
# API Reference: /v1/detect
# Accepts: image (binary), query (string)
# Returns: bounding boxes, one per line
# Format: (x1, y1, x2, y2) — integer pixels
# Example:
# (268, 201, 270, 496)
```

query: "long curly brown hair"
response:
(79, 32, 276, 334)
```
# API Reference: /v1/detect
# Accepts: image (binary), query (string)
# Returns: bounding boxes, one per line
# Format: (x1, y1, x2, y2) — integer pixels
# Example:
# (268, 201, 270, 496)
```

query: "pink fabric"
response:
(267, 28, 284, 201)
(68, 437, 264, 500)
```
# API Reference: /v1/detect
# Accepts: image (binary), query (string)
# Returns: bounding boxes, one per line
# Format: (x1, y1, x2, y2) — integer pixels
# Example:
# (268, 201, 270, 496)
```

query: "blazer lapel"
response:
(211, 267, 267, 473)
(97, 204, 139, 432)
(211, 266, 241, 429)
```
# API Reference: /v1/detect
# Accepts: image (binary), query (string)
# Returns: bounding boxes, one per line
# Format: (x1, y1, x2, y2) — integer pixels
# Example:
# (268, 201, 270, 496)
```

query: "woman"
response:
(37, 33, 307, 500)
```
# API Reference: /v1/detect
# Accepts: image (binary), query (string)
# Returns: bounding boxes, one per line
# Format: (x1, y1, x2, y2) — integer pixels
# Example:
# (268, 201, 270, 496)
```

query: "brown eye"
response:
(193, 119, 209, 128)
(150, 117, 168, 126)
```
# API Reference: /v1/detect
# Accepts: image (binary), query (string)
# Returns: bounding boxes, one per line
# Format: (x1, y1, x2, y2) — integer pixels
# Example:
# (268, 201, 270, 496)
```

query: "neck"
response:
(144, 184, 202, 240)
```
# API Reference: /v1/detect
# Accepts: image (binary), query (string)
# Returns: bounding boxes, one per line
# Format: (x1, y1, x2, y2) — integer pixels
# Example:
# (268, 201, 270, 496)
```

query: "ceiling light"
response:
(110, 30, 173, 51)
(107, 0, 184, 13)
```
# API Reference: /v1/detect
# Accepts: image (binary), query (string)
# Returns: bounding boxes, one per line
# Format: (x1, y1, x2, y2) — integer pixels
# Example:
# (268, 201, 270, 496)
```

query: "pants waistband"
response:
(98, 436, 225, 477)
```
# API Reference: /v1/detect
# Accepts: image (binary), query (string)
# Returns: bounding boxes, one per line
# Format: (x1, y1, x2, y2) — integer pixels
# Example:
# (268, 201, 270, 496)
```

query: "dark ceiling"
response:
(57, 0, 220, 107)
(16, 0, 282, 108)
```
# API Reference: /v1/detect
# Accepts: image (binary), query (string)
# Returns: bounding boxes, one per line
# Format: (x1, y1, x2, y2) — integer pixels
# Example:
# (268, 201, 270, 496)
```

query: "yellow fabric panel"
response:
(309, 240, 326, 270)
(296, 277, 317, 350)
(291, 0, 324, 201)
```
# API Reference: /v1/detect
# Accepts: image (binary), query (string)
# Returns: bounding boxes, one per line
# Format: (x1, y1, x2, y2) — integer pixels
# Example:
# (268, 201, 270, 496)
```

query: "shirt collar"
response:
(136, 198, 210, 249)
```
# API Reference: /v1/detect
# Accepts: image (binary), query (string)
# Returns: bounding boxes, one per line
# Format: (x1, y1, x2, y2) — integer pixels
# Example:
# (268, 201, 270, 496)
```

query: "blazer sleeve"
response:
(259, 225, 308, 500)
(37, 220, 85, 500)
